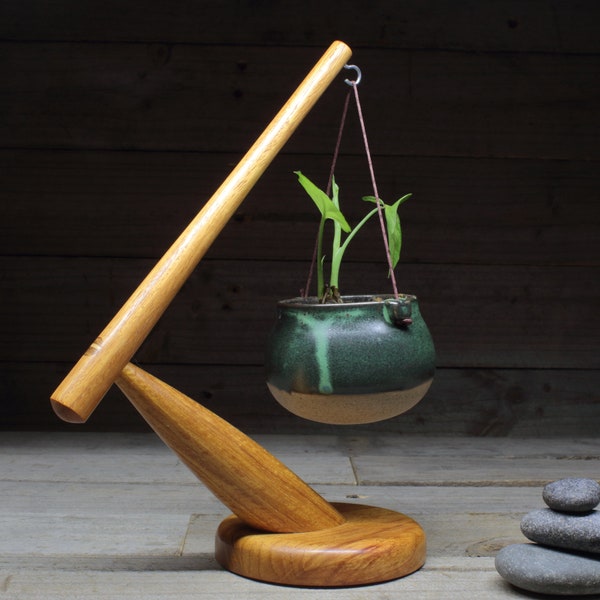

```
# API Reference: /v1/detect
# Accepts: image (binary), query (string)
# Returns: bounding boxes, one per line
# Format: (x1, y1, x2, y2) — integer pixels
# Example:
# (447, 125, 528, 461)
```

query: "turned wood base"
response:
(215, 502, 426, 587)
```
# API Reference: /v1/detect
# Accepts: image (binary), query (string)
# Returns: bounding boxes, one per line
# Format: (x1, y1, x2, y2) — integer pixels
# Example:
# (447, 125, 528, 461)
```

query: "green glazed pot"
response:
(265, 294, 435, 425)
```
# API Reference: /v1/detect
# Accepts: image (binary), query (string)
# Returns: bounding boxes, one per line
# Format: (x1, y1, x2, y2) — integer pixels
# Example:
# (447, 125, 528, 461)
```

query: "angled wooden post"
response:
(51, 40, 353, 424)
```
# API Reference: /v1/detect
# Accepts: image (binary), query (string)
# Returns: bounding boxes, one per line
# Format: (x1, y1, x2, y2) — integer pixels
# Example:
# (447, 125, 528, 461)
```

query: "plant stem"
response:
(331, 180, 342, 286)
(316, 216, 326, 298)
(330, 207, 379, 289)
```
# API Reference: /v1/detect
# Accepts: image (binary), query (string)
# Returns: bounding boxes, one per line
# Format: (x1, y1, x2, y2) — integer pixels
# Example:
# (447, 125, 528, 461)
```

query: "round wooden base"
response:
(215, 502, 426, 587)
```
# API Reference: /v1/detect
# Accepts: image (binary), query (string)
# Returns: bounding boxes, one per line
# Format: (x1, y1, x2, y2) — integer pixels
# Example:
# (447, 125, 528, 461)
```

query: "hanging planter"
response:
(265, 68, 435, 425)
(266, 294, 435, 424)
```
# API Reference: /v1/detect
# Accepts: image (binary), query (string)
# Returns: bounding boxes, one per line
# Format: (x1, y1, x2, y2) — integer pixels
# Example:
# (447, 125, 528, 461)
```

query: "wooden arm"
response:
(51, 41, 352, 423)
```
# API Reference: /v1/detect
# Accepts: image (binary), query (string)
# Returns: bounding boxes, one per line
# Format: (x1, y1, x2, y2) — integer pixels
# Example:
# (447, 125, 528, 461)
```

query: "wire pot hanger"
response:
(303, 63, 399, 299)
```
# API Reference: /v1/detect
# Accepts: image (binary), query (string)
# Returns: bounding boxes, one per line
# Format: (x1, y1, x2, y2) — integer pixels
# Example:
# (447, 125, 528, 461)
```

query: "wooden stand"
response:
(117, 363, 426, 587)
(49, 41, 426, 587)
(217, 504, 425, 587)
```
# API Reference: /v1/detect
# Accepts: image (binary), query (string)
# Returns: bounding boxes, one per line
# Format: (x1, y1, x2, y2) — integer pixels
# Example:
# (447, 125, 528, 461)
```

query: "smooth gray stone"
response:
(495, 543, 600, 596)
(544, 478, 600, 513)
(521, 508, 600, 554)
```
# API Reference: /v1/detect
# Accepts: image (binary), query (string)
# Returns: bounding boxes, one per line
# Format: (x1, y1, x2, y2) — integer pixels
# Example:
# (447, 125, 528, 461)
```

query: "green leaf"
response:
(362, 193, 412, 268)
(362, 193, 411, 207)
(395, 193, 412, 207)
(295, 171, 351, 232)
(331, 177, 340, 208)
(385, 202, 402, 268)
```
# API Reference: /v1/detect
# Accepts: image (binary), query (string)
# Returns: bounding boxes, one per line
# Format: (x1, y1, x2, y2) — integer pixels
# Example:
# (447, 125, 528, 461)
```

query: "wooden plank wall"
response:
(1, 1, 599, 435)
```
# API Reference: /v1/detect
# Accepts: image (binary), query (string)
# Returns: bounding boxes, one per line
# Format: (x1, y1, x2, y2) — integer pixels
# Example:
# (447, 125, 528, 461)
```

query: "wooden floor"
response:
(1, 432, 599, 599)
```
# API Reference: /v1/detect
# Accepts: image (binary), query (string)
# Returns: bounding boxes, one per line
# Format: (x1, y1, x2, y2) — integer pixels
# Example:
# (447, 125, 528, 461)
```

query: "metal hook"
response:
(343, 64, 362, 86)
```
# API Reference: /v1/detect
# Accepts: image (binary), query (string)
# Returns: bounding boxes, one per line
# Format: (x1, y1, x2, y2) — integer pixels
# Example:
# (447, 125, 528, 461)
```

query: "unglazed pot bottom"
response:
(265, 295, 435, 425)
(267, 379, 433, 425)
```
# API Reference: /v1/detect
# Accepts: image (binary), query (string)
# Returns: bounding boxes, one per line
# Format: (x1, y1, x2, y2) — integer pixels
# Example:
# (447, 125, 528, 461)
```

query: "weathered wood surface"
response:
(2, 150, 598, 266)
(1, 1, 598, 432)
(0, 433, 598, 598)
(2, 43, 599, 159)
(3, 257, 598, 368)
(2, 0, 599, 53)
(2, 362, 599, 436)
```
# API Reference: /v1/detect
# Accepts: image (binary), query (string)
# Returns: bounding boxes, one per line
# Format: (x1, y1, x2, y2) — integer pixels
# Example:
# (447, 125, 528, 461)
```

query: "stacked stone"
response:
(496, 478, 600, 596)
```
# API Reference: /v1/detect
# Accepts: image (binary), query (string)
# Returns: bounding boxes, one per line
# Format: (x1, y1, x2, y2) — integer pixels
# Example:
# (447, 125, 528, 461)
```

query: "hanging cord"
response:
(302, 65, 399, 299)
(325, 89, 351, 196)
(348, 72, 400, 299)
(302, 87, 352, 298)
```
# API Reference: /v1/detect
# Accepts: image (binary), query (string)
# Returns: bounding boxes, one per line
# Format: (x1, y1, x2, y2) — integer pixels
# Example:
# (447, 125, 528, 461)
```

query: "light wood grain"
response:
(100, 363, 426, 586)
(216, 503, 426, 587)
(50, 41, 352, 423)
(115, 363, 344, 534)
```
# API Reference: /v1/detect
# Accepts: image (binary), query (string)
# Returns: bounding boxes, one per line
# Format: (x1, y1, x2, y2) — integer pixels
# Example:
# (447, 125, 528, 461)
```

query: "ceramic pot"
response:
(265, 294, 435, 425)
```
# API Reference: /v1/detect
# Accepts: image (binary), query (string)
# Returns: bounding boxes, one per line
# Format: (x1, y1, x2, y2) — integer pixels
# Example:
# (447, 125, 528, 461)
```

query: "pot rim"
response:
(277, 294, 417, 308)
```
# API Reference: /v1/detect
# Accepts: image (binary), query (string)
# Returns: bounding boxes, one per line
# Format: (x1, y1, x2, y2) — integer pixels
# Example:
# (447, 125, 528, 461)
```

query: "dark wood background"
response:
(2, 1, 599, 435)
